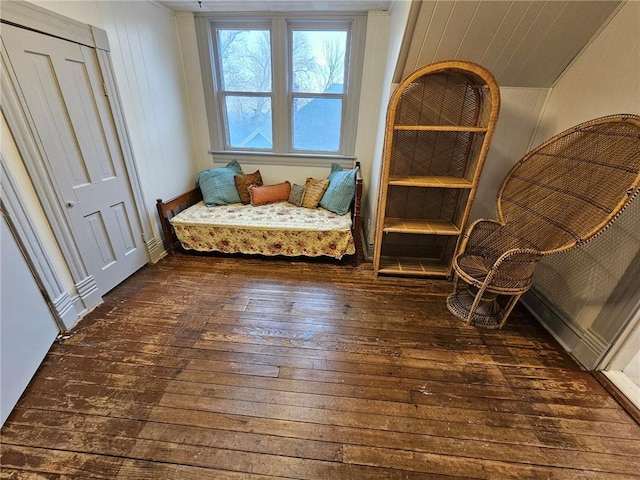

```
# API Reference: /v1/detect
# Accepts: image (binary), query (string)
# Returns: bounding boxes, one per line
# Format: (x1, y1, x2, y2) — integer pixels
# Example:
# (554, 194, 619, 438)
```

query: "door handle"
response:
(66, 201, 75, 208)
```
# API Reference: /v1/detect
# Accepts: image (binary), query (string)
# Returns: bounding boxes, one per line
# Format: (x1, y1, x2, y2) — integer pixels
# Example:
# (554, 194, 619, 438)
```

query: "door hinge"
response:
(102, 82, 109, 97)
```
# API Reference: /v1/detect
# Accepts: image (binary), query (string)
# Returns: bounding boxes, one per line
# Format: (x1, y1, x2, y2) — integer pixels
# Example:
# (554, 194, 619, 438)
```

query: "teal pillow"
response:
(319, 163, 359, 215)
(197, 160, 243, 206)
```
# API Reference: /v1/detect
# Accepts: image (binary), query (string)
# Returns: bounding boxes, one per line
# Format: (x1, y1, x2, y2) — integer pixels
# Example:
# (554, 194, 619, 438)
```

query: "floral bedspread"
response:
(169, 201, 355, 259)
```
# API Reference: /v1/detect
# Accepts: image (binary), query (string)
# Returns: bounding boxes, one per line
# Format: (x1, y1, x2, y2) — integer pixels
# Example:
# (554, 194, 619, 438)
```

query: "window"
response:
(198, 15, 366, 161)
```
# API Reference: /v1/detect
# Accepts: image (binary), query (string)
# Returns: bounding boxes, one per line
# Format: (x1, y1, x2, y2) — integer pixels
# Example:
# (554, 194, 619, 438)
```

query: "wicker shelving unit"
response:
(373, 61, 500, 278)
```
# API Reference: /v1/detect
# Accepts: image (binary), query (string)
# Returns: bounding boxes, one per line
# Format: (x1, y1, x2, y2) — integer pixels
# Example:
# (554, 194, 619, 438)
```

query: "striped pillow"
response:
(302, 178, 329, 209)
(319, 163, 358, 215)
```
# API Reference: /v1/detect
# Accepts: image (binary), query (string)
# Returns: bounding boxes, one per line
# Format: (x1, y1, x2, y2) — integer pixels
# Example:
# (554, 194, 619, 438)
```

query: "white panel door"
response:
(1, 214, 59, 426)
(1, 24, 148, 295)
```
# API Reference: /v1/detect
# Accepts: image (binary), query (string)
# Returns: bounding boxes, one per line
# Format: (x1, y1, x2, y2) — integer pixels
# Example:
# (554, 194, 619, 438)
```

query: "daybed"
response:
(157, 161, 363, 265)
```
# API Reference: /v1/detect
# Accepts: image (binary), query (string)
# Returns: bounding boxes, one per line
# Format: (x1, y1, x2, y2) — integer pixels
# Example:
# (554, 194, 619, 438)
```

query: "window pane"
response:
(292, 97, 341, 151)
(292, 30, 347, 94)
(224, 96, 272, 149)
(217, 29, 271, 92)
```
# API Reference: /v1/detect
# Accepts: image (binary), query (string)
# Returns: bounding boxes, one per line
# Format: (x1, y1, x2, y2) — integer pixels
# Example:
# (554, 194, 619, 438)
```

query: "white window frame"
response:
(196, 13, 366, 166)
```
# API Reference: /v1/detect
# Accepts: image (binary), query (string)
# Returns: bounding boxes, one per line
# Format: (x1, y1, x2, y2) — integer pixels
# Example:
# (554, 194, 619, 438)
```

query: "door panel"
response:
(26, 49, 91, 185)
(2, 24, 147, 295)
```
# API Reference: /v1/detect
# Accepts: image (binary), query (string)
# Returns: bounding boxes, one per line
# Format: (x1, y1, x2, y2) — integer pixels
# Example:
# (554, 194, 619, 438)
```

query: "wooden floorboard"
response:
(2, 253, 640, 479)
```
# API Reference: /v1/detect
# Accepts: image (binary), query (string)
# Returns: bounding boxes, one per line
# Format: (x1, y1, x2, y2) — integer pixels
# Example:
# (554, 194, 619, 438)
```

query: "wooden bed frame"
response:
(156, 161, 364, 265)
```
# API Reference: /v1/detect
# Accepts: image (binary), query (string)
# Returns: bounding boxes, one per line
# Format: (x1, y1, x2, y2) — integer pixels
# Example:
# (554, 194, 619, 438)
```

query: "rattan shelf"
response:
(382, 218, 460, 235)
(394, 125, 488, 133)
(378, 256, 451, 277)
(373, 60, 500, 278)
(389, 176, 473, 188)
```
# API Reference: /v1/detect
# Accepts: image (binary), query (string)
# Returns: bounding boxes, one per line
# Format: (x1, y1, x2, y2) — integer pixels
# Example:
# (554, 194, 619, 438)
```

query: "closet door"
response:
(1, 24, 148, 295)
(1, 213, 59, 426)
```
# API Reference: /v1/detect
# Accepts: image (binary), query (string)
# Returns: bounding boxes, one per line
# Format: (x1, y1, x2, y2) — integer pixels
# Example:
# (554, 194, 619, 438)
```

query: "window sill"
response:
(208, 150, 356, 169)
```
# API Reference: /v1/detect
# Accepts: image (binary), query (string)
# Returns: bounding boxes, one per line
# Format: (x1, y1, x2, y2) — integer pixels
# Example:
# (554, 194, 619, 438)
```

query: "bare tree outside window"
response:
(292, 30, 347, 151)
(293, 31, 346, 94)
(214, 24, 349, 152)
(217, 29, 272, 147)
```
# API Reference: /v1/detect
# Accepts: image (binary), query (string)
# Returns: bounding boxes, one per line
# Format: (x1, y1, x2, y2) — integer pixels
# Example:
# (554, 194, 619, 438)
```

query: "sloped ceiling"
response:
(396, 0, 622, 87)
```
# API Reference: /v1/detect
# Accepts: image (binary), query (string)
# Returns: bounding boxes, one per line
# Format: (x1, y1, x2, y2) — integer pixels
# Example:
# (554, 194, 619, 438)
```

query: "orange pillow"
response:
(248, 182, 292, 206)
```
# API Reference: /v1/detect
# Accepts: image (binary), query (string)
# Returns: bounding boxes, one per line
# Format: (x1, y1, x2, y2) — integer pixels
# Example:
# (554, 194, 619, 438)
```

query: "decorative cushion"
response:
(235, 170, 263, 204)
(249, 182, 292, 206)
(197, 160, 243, 206)
(288, 183, 306, 207)
(302, 177, 330, 209)
(319, 163, 359, 215)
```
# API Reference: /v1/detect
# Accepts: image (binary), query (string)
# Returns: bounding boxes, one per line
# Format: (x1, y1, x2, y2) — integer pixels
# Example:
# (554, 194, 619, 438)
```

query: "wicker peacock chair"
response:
(446, 114, 640, 329)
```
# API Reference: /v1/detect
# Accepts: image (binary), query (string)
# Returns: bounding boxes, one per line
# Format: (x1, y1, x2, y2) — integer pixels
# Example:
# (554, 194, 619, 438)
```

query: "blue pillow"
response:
(197, 160, 243, 206)
(319, 163, 359, 215)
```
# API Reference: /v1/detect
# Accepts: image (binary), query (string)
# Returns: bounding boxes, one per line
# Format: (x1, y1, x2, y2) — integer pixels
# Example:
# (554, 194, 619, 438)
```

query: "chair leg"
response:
(465, 288, 522, 329)
(451, 272, 461, 294)
(462, 281, 525, 329)
(498, 293, 522, 328)
(447, 274, 523, 329)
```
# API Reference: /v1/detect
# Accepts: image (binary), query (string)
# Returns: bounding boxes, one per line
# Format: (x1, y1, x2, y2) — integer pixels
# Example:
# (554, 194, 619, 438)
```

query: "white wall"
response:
(174, 11, 211, 173)
(365, 0, 412, 249)
(28, 0, 198, 235)
(532, 1, 640, 144)
(470, 87, 549, 221)
(354, 11, 391, 245)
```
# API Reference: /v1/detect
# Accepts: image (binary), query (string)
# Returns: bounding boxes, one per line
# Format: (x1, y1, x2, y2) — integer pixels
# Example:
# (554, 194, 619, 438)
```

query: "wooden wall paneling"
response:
(454, 1, 513, 64)
(497, 1, 568, 86)
(488, 1, 547, 85)
(395, 1, 622, 88)
(400, 0, 442, 79)
(470, 86, 549, 220)
(477, 1, 536, 80)
(506, 1, 621, 87)
(427, 1, 479, 62)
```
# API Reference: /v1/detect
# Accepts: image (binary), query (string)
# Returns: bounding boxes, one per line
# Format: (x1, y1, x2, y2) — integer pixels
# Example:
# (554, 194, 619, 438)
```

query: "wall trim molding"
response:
(146, 235, 167, 264)
(1, 0, 97, 48)
(52, 291, 85, 331)
(573, 328, 609, 370)
(75, 276, 101, 309)
(521, 288, 617, 371)
(521, 288, 583, 357)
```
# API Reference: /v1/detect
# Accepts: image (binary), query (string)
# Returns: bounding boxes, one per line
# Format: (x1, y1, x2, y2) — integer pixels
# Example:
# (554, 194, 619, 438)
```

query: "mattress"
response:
(169, 201, 355, 259)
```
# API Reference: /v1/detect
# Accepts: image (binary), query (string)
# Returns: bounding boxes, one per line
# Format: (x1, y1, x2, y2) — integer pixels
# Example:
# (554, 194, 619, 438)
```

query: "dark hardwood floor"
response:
(2, 253, 639, 479)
